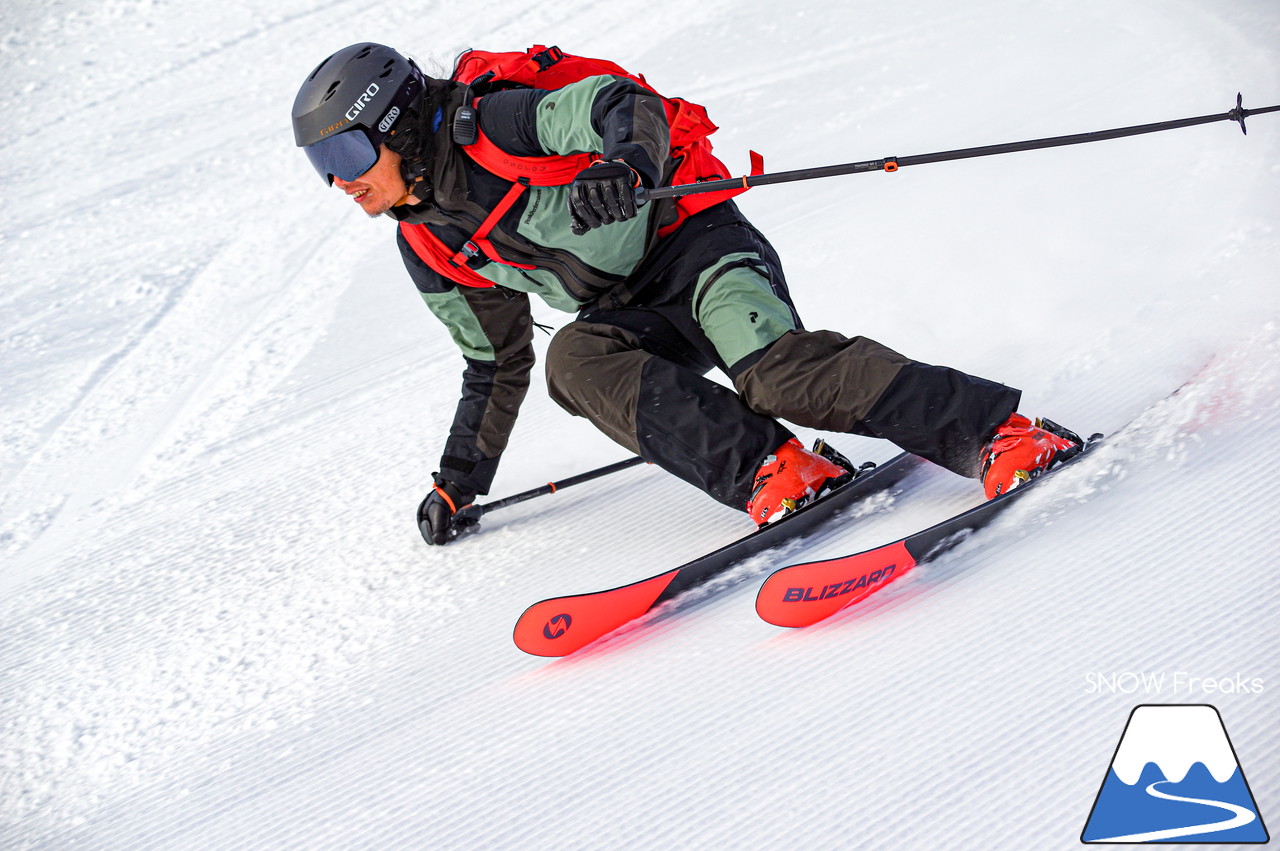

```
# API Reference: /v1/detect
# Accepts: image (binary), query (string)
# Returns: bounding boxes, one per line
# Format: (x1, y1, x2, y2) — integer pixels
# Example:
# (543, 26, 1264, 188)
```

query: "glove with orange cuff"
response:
(418, 475, 480, 546)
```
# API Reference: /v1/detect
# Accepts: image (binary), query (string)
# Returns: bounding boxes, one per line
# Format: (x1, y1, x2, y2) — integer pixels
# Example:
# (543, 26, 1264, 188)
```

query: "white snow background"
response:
(2, 1, 1278, 848)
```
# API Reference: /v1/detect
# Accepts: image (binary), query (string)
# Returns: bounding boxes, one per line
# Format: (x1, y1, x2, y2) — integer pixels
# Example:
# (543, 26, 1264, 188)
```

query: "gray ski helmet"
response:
(292, 43, 425, 184)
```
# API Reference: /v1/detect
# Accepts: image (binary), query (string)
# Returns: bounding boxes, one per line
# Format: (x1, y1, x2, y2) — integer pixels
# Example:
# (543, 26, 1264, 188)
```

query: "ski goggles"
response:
(304, 128, 380, 185)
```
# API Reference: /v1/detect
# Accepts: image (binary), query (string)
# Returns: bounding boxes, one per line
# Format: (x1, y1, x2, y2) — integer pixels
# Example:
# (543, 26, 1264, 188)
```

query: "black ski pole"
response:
(469, 455, 648, 517)
(637, 93, 1279, 204)
(423, 456, 647, 543)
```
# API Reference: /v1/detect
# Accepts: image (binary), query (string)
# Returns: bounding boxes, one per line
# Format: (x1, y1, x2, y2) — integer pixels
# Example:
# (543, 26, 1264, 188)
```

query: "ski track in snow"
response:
(2, 1, 1278, 848)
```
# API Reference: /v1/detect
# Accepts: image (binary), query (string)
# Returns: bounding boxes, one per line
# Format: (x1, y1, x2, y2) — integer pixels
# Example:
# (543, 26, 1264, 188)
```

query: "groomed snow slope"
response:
(1, 1, 1277, 848)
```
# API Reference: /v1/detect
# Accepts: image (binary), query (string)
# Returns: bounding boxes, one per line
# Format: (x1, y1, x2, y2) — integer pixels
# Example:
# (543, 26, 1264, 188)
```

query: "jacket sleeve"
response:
(479, 76, 671, 188)
(398, 230, 535, 496)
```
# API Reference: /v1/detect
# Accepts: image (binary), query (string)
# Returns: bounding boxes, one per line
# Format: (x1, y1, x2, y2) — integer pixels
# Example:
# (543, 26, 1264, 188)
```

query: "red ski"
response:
(756, 436, 1100, 628)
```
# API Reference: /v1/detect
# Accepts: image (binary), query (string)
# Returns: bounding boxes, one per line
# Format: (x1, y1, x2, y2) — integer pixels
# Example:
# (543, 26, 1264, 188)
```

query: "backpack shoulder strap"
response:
(463, 123, 597, 186)
(399, 221, 496, 289)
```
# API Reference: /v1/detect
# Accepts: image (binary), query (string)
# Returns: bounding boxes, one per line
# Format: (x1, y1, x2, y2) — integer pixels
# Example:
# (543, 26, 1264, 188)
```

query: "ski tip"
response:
(512, 569, 680, 657)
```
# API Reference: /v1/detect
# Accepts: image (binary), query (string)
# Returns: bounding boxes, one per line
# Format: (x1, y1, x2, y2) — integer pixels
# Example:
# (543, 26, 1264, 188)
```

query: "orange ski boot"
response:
(746, 438, 853, 526)
(980, 414, 1084, 498)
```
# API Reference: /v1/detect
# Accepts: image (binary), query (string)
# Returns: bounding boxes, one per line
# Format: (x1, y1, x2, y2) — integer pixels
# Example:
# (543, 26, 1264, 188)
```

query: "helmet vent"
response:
(307, 56, 331, 82)
(378, 59, 396, 78)
(321, 80, 341, 103)
(355, 46, 373, 60)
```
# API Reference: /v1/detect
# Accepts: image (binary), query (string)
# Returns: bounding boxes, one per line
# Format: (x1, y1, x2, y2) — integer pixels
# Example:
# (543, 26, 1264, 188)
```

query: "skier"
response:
(290, 43, 1082, 545)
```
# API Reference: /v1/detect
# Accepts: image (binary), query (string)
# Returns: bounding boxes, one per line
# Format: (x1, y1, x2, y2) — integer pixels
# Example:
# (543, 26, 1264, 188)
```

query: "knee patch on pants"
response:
(691, 254, 798, 373)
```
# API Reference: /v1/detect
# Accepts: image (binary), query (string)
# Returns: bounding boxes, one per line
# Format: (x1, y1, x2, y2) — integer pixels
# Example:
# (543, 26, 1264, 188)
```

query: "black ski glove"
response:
(567, 159, 641, 235)
(418, 476, 481, 546)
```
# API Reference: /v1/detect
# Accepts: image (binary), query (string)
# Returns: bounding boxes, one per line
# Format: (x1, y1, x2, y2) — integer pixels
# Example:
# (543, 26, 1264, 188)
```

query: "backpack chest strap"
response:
(451, 177, 538, 270)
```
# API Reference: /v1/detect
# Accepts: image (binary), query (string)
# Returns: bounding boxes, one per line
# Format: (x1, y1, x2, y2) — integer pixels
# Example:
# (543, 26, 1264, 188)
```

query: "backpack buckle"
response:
(532, 46, 564, 71)
(461, 241, 481, 259)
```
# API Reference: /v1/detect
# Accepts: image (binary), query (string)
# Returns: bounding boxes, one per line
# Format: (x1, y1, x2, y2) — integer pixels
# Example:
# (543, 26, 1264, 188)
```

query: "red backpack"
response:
(399, 45, 761, 289)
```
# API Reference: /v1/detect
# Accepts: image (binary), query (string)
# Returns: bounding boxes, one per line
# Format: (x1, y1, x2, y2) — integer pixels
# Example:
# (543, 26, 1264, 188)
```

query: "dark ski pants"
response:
(546, 211, 1021, 511)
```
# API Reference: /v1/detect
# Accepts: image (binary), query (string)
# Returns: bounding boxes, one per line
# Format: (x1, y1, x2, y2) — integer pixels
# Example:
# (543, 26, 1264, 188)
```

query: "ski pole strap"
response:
(637, 93, 1280, 204)
(476, 456, 648, 516)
